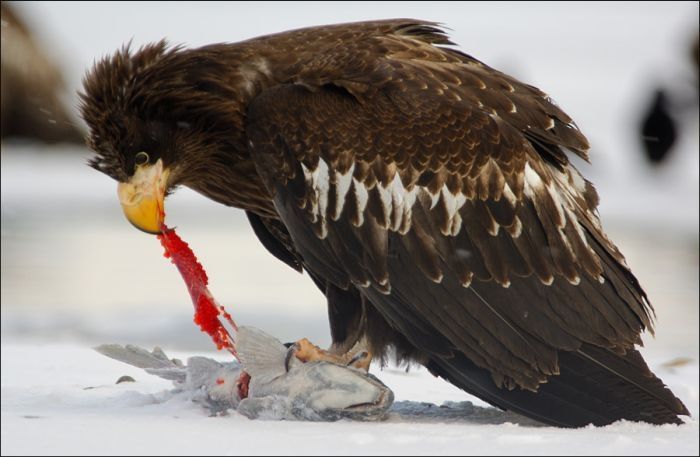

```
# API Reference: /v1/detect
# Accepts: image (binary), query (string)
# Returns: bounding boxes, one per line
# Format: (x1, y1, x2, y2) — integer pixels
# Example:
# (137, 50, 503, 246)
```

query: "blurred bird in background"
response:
(1, 3, 83, 143)
(639, 32, 699, 166)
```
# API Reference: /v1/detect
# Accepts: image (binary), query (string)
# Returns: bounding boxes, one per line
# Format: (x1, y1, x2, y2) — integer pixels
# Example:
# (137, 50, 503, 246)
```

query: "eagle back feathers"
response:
(244, 20, 654, 390)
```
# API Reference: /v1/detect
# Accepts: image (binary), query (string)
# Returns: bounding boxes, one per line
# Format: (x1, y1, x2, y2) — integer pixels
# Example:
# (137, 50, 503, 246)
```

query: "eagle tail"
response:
(428, 344, 689, 427)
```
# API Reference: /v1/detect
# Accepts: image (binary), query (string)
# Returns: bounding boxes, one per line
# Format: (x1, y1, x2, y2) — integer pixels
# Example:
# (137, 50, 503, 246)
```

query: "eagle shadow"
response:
(388, 400, 543, 427)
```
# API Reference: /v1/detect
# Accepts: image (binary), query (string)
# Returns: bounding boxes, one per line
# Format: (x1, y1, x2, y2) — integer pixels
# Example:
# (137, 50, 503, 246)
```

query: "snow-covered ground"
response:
(2, 2, 699, 455)
(1, 343, 698, 456)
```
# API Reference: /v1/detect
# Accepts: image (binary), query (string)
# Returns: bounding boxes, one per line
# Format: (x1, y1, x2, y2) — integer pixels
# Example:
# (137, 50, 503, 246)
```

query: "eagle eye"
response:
(134, 151, 150, 167)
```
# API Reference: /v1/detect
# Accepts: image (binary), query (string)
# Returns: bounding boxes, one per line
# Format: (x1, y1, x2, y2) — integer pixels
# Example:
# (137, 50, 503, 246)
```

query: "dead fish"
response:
(95, 326, 394, 421)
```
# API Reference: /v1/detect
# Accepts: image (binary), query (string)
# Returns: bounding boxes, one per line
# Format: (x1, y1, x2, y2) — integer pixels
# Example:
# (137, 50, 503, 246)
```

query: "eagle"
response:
(80, 19, 689, 427)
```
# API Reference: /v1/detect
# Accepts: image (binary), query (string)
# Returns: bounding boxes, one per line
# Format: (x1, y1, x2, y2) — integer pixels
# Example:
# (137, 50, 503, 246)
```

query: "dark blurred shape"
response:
(1, 3, 83, 143)
(692, 33, 699, 76)
(638, 32, 699, 166)
(640, 89, 677, 164)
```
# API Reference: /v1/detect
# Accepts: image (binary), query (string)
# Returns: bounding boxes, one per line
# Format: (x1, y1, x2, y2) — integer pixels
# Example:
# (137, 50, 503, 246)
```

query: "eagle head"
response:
(79, 41, 271, 233)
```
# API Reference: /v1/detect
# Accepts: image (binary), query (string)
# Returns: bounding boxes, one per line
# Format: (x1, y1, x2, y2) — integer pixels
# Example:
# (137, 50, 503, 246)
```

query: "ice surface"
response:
(1, 342, 697, 456)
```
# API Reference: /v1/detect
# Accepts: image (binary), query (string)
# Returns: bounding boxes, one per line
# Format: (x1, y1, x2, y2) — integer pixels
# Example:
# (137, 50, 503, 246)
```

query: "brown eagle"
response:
(80, 19, 689, 427)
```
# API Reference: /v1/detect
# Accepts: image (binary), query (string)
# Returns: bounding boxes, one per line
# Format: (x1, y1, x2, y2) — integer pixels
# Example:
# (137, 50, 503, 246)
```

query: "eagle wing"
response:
(244, 21, 686, 425)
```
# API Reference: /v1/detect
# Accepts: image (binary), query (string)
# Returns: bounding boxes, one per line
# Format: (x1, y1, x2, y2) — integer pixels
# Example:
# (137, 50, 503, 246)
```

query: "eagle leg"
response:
(284, 338, 372, 372)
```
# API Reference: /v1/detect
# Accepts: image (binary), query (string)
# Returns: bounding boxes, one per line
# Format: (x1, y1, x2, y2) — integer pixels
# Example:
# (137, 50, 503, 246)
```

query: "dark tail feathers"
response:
(428, 344, 689, 427)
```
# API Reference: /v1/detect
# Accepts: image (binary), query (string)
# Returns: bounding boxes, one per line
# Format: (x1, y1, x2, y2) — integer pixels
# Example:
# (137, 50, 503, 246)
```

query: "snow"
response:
(2, 2, 699, 455)
(2, 342, 698, 456)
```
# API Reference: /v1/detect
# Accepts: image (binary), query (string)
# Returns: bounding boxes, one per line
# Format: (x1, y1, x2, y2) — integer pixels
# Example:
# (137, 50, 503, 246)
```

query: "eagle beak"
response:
(117, 159, 169, 234)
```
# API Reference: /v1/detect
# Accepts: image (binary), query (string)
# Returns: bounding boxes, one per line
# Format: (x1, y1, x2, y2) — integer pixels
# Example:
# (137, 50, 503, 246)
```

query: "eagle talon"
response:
(346, 350, 372, 372)
(347, 351, 369, 368)
(284, 338, 373, 372)
(284, 342, 301, 372)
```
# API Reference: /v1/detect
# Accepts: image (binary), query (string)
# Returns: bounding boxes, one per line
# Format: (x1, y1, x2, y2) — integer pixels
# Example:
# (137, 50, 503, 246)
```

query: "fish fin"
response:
(236, 326, 289, 382)
(94, 344, 176, 369)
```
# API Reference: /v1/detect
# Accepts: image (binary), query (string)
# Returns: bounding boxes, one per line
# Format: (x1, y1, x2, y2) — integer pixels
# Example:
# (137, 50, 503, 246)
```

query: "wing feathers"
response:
(244, 33, 678, 416)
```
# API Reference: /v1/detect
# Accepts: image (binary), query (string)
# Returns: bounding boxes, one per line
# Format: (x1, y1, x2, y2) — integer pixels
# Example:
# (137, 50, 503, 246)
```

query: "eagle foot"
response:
(284, 338, 372, 372)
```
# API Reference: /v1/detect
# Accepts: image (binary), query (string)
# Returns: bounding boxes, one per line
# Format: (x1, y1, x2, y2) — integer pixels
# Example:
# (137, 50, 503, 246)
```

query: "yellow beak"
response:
(117, 159, 169, 234)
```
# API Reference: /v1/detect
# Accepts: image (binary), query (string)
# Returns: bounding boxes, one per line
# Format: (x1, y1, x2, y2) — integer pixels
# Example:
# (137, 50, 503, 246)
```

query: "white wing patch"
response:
(351, 177, 369, 226)
(300, 161, 329, 238)
(316, 159, 330, 229)
(526, 160, 606, 284)
(299, 156, 607, 288)
(331, 163, 355, 221)
(436, 185, 468, 236)
(523, 162, 545, 197)
(302, 158, 515, 240)
(503, 184, 522, 238)
(388, 174, 419, 233)
(302, 158, 421, 236)
(376, 177, 394, 228)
